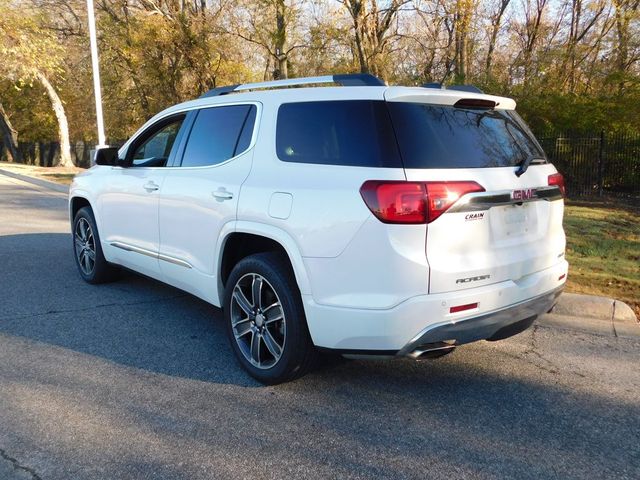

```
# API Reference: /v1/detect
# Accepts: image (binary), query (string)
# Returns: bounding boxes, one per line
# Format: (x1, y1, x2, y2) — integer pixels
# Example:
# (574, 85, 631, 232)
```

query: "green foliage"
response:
(0, 0, 63, 82)
(0, 0, 639, 144)
(0, 80, 58, 141)
(514, 92, 640, 135)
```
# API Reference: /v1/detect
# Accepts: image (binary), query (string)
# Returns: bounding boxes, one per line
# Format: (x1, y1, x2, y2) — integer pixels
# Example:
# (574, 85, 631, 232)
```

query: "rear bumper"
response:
(397, 285, 563, 357)
(303, 260, 568, 351)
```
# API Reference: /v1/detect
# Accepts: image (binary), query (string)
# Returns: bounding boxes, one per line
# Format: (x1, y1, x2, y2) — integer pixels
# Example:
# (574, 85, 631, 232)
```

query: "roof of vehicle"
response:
(161, 84, 514, 114)
(125, 75, 517, 152)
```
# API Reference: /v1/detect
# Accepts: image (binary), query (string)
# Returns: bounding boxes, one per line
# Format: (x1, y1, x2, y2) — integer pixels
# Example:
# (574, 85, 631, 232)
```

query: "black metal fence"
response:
(536, 131, 640, 198)
(2, 131, 639, 199)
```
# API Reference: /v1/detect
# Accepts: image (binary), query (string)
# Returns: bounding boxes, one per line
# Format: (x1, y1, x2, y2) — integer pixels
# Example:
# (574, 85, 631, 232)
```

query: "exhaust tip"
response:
(408, 341, 456, 360)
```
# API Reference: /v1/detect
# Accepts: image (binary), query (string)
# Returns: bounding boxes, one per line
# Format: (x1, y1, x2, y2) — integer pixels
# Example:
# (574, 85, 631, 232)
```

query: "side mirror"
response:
(94, 147, 121, 166)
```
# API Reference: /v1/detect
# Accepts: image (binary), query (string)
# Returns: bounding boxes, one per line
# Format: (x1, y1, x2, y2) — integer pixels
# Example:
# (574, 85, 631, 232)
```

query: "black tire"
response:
(72, 206, 119, 284)
(224, 252, 318, 384)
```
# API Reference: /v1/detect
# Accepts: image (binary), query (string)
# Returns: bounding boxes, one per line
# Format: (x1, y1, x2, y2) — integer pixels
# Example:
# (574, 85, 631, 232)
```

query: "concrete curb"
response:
(0, 168, 69, 194)
(553, 292, 637, 323)
(541, 292, 640, 339)
(537, 313, 640, 339)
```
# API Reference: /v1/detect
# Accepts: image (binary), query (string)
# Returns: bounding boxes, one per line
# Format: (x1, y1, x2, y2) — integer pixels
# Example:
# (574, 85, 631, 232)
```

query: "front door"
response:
(99, 115, 187, 279)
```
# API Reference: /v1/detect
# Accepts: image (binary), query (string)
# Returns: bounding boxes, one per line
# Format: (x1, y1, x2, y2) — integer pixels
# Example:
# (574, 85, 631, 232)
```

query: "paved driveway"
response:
(0, 173, 638, 480)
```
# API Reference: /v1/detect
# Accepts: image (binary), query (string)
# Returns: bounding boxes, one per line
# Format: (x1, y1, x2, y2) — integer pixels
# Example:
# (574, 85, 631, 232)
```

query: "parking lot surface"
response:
(0, 173, 638, 479)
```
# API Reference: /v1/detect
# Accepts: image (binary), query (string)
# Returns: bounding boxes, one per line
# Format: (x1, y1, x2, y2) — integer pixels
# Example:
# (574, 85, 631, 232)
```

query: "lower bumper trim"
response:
(397, 286, 564, 357)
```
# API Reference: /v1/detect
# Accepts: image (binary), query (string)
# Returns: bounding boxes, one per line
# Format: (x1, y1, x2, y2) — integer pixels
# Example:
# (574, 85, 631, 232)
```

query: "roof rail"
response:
(199, 73, 385, 98)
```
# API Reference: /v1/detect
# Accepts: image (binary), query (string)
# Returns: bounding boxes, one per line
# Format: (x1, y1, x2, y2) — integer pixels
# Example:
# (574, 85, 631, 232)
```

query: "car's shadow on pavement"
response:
(0, 232, 257, 386)
(2, 233, 640, 477)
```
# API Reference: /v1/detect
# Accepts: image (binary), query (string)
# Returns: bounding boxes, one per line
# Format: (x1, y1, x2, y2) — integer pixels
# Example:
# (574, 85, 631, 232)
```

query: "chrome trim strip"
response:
(397, 286, 564, 357)
(111, 241, 157, 259)
(111, 242, 192, 269)
(448, 186, 563, 213)
(157, 253, 192, 269)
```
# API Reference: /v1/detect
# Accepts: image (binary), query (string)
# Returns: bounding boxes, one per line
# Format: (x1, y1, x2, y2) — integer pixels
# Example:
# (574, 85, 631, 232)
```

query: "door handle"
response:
(144, 181, 159, 192)
(212, 190, 233, 200)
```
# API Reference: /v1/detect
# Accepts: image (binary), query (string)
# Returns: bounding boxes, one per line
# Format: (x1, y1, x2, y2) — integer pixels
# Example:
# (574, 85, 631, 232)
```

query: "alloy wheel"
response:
(74, 217, 96, 275)
(230, 273, 286, 369)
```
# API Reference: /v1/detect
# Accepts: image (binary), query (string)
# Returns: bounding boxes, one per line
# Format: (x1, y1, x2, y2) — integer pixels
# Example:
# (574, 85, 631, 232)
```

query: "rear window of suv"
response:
(386, 102, 546, 169)
(276, 101, 402, 168)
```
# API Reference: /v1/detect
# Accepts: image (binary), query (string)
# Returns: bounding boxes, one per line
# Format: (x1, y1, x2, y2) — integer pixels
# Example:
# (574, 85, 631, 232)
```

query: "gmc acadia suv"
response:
(69, 74, 568, 384)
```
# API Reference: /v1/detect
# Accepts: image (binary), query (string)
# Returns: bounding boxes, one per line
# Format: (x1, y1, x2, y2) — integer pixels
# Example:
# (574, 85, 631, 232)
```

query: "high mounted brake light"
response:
(453, 99, 497, 109)
(360, 181, 485, 224)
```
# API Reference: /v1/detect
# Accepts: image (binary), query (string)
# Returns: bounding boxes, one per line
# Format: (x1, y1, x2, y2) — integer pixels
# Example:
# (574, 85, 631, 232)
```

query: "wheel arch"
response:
(217, 222, 311, 303)
(69, 195, 94, 223)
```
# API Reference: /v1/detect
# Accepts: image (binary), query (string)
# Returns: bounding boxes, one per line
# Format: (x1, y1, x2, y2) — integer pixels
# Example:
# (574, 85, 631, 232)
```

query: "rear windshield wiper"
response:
(515, 155, 546, 177)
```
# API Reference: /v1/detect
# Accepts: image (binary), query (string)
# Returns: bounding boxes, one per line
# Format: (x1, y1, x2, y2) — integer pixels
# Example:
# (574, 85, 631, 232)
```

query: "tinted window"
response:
(181, 105, 255, 167)
(276, 101, 402, 168)
(387, 103, 546, 169)
(131, 117, 184, 167)
(236, 106, 257, 154)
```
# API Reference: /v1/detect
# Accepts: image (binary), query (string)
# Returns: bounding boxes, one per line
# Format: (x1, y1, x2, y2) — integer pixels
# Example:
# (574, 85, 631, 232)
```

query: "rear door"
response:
(157, 103, 258, 304)
(385, 94, 565, 294)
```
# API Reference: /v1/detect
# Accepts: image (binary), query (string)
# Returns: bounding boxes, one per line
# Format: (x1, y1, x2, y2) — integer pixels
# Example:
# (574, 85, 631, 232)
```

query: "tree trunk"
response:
(36, 71, 73, 167)
(454, 0, 474, 83)
(346, 0, 370, 74)
(272, 0, 289, 79)
(485, 0, 511, 79)
(0, 102, 21, 163)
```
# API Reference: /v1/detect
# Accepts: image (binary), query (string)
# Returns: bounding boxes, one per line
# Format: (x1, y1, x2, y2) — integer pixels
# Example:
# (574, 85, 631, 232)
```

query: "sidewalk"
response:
(0, 167, 69, 194)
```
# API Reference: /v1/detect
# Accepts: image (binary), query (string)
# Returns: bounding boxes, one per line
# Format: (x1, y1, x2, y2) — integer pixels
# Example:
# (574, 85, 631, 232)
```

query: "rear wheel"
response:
(72, 207, 118, 284)
(224, 252, 317, 384)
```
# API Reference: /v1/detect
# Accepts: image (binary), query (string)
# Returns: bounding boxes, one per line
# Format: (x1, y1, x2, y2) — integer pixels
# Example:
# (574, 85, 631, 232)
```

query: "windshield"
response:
(387, 102, 546, 169)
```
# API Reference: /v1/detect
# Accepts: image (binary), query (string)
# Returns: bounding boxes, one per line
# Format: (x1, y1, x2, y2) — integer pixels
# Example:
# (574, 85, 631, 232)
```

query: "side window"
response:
(275, 101, 402, 168)
(131, 116, 184, 167)
(181, 104, 256, 168)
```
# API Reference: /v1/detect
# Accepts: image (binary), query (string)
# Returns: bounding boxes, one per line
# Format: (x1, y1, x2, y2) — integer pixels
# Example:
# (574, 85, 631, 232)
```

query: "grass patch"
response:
(0, 161, 83, 185)
(564, 199, 640, 319)
(38, 172, 77, 185)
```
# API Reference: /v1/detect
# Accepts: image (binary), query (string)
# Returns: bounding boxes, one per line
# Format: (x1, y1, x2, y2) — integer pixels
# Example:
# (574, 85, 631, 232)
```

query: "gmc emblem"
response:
(511, 189, 535, 201)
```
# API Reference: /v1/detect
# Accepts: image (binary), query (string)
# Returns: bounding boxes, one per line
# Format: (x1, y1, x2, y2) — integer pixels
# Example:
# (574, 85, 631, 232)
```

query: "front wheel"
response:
(224, 252, 317, 384)
(72, 207, 118, 284)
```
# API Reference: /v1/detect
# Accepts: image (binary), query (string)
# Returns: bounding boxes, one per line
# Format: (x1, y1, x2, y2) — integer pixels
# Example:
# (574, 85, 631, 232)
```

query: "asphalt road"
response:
(0, 172, 638, 480)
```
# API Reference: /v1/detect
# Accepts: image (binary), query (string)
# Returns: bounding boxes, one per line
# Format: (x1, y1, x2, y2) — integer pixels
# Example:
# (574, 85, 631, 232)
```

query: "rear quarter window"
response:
(387, 103, 546, 169)
(276, 100, 402, 168)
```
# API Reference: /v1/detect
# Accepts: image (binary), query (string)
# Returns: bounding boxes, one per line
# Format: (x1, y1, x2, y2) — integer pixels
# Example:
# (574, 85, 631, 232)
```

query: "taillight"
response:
(360, 181, 485, 224)
(360, 181, 427, 224)
(548, 173, 565, 197)
(425, 181, 485, 222)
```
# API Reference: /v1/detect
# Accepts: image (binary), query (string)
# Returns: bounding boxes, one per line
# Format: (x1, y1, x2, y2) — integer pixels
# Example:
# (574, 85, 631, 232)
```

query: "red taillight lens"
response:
(360, 181, 427, 224)
(360, 181, 485, 224)
(424, 181, 485, 223)
(548, 172, 566, 197)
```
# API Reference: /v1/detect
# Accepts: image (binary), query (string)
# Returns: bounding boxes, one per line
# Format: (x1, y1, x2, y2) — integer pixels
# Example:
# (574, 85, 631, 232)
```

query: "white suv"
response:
(70, 74, 568, 384)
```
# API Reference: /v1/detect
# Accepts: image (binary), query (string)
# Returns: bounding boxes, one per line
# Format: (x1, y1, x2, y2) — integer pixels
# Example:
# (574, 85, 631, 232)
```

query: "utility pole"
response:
(86, 0, 107, 148)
